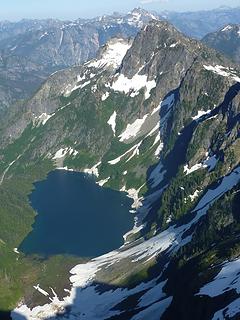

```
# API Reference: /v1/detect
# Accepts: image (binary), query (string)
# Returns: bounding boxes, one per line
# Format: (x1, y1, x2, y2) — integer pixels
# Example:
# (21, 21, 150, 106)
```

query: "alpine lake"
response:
(19, 170, 134, 258)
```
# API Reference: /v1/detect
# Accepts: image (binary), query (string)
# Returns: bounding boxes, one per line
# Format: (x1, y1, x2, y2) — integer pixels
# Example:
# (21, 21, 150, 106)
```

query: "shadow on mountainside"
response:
(143, 81, 240, 233)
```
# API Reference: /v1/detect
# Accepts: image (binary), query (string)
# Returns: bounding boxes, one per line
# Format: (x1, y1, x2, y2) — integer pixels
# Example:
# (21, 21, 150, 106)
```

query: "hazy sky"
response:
(2, 0, 240, 21)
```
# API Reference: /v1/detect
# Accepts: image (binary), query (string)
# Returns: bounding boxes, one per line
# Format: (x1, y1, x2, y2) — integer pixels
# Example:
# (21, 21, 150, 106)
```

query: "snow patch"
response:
(35, 113, 54, 126)
(203, 65, 240, 83)
(192, 110, 211, 121)
(119, 115, 148, 142)
(56, 167, 74, 172)
(221, 25, 233, 32)
(150, 104, 161, 116)
(212, 298, 240, 320)
(166, 215, 172, 224)
(127, 141, 142, 162)
(189, 190, 200, 202)
(101, 92, 110, 101)
(198, 257, 240, 300)
(10, 45, 17, 51)
(170, 42, 178, 48)
(184, 163, 207, 175)
(154, 143, 164, 157)
(39, 32, 48, 40)
(65, 80, 91, 96)
(97, 177, 110, 186)
(53, 147, 78, 160)
(91, 84, 97, 92)
(108, 142, 142, 165)
(0, 153, 24, 186)
(87, 40, 131, 70)
(132, 297, 173, 320)
(53, 148, 69, 160)
(184, 153, 218, 175)
(107, 111, 117, 136)
(59, 30, 64, 47)
(33, 284, 49, 297)
(203, 154, 218, 171)
(123, 223, 145, 242)
(111, 72, 156, 100)
(152, 134, 163, 157)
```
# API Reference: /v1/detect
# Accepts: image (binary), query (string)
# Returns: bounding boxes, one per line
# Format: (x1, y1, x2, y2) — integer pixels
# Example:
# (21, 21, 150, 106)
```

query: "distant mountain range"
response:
(161, 6, 240, 39)
(0, 6, 240, 113)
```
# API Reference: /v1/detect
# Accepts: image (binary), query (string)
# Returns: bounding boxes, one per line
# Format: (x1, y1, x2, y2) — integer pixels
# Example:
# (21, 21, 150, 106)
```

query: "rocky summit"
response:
(0, 11, 240, 320)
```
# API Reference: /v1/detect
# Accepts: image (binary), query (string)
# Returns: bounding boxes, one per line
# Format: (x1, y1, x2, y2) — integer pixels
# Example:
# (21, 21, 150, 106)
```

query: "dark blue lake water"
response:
(19, 170, 134, 258)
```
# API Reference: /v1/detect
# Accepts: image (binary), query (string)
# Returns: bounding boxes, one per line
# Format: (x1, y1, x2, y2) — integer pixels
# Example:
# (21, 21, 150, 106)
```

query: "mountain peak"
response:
(146, 18, 179, 32)
(127, 8, 159, 25)
(119, 19, 198, 79)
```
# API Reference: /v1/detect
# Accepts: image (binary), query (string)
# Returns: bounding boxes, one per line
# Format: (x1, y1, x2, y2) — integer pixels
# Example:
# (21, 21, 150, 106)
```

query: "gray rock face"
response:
(203, 24, 240, 64)
(121, 20, 200, 79)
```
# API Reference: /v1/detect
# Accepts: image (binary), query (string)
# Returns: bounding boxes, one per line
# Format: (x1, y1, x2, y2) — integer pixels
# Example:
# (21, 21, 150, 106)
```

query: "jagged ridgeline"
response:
(0, 18, 240, 320)
(203, 24, 240, 64)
